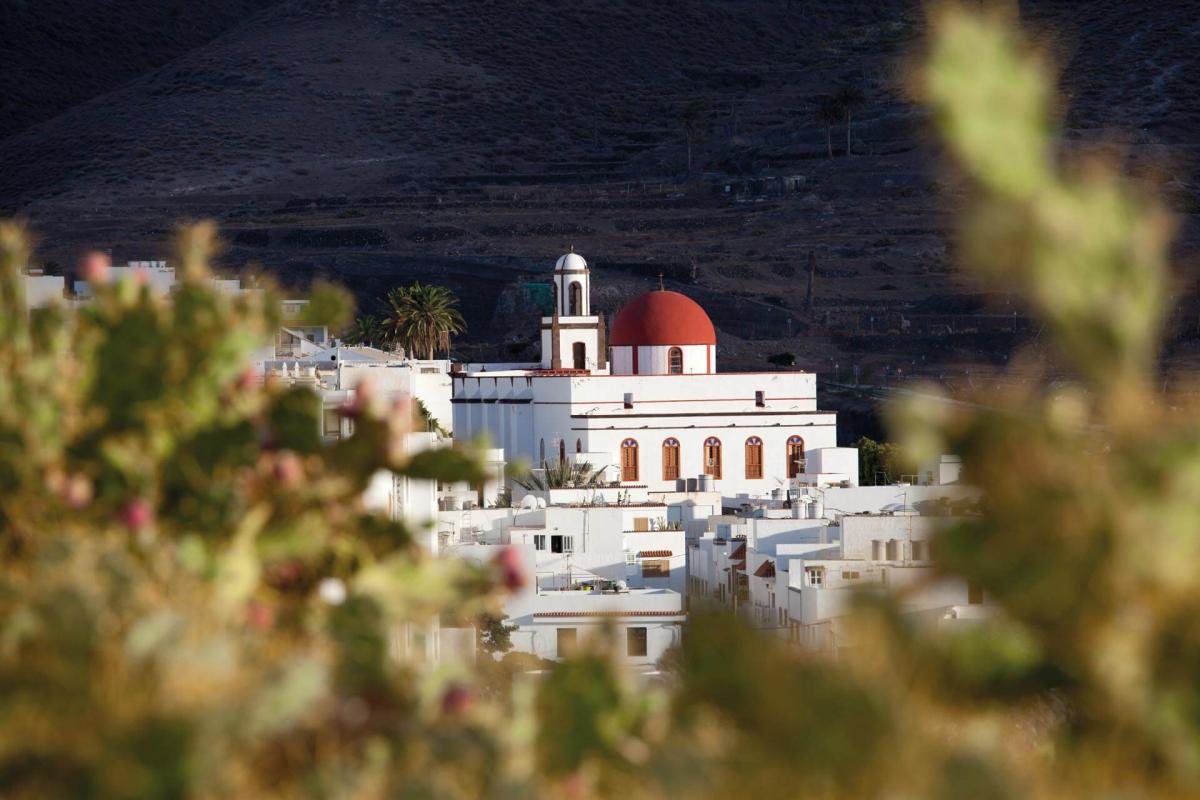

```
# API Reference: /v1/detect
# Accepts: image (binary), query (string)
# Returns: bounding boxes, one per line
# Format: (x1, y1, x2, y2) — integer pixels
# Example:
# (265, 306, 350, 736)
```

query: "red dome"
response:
(609, 290, 716, 346)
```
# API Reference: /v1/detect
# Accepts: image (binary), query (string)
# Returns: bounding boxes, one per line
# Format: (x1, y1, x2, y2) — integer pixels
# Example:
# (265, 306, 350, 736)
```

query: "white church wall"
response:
(539, 319, 602, 371)
(638, 343, 712, 375)
(584, 423, 837, 497)
(610, 344, 712, 375)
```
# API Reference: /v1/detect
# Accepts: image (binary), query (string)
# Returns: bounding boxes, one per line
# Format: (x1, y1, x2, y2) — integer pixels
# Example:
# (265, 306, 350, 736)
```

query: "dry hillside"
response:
(1, 0, 1196, 393)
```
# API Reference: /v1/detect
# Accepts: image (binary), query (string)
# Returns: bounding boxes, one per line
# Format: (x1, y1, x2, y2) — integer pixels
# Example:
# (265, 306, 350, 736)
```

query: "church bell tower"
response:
(540, 249, 605, 372)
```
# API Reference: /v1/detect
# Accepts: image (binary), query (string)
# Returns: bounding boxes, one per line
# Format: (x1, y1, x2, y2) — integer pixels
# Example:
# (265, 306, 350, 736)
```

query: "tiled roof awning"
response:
(637, 549, 673, 558)
(754, 560, 777, 578)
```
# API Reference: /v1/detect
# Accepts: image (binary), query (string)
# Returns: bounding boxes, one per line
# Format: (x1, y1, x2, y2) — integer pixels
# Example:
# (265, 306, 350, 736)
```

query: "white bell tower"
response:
(540, 250, 606, 372)
(552, 249, 590, 316)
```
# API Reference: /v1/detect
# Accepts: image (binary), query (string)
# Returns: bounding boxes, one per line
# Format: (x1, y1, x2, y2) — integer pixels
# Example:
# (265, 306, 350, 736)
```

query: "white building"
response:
(441, 486, 690, 665)
(21, 270, 66, 310)
(689, 481, 979, 620)
(764, 512, 989, 655)
(453, 252, 845, 498)
(73, 260, 177, 299)
(266, 346, 454, 435)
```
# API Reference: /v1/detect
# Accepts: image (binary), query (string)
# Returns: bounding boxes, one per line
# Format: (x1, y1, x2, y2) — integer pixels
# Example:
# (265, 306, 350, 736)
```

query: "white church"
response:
(453, 252, 858, 498)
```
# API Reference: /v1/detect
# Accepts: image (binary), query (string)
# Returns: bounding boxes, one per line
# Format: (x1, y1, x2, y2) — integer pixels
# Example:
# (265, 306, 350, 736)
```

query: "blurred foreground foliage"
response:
(1, 4, 1197, 798)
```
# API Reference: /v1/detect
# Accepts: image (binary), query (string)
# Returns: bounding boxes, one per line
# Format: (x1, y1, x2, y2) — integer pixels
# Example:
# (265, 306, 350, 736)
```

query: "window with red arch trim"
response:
(786, 435, 806, 478)
(620, 438, 639, 482)
(745, 436, 764, 479)
(662, 437, 681, 481)
(703, 436, 722, 480)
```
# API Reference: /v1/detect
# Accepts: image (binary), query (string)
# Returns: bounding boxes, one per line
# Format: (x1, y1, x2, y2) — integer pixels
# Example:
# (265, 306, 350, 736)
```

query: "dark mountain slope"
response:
(0, 0, 279, 140)
(0, 0, 1196, 377)
(0, 0, 911, 204)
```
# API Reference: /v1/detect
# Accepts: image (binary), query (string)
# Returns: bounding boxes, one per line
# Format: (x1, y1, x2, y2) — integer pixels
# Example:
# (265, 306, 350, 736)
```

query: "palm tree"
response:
(383, 282, 466, 359)
(834, 84, 866, 157)
(344, 314, 386, 347)
(814, 95, 842, 158)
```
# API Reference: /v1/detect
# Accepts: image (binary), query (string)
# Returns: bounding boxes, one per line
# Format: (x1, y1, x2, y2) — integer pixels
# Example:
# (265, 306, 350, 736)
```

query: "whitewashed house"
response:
(441, 487, 689, 665)
(21, 270, 66, 310)
(782, 512, 990, 655)
(73, 259, 177, 299)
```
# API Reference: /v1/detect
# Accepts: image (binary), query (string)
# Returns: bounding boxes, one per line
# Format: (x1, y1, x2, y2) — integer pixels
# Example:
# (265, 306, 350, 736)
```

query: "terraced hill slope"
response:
(1, 0, 1196, 384)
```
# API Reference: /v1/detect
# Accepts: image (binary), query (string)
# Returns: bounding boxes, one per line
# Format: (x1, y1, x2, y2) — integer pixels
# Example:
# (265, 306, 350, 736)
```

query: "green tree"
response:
(344, 313, 386, 347)
(383, 282, 466, 359)
(766, 352, 796, 367)
(814, 94, 842, 157)
(477, 613, 517, 655)
(834, 84, 866, 156)
(854, 435, 913, 484)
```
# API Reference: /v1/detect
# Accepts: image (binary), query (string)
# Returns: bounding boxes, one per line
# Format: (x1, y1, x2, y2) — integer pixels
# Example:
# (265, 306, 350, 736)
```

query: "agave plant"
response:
(513, 457, 608, 491)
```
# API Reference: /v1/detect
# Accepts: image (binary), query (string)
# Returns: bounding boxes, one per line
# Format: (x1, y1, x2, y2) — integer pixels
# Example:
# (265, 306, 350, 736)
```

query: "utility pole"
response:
(805, 250, 816, 311)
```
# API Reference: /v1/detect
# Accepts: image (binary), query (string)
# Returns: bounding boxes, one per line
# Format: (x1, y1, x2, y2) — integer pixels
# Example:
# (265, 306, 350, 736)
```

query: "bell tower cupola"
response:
(541, 250, 605, 372)
(553, 248, 590, 317)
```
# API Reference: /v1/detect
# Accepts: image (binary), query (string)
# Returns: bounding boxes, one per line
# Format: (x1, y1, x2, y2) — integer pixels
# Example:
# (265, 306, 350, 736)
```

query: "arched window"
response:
(572, 341, 586, 370)
(787, 435, 806, 478)
(620, 438, 639, 482)
(559, 439, 566, 464)
(662, 438, 681, 481)
(668, 347, 683, 374)
(539, 438, 546, 466)
(703, 437, 722, 480)
(550, 283, 558, 315)
(745, 436, 764, 479)
(576, 438, 583, 454)
(568, 281, 582, 316)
